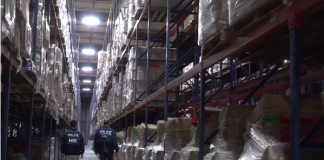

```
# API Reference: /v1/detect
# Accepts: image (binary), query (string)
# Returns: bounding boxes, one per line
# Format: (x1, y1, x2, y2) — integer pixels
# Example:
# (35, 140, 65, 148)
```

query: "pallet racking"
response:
(90, 0, 324, 160)
(1, 0, 80, 159)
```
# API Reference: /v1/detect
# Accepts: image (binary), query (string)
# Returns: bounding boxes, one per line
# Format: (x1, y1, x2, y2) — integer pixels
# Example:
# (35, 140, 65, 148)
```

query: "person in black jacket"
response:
(61, 120, 85, 160)
(94, 119, 119, 160)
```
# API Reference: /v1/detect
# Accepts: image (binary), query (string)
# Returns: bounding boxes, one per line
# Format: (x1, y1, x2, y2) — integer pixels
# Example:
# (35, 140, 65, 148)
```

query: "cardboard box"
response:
(247, 94, 323, 142)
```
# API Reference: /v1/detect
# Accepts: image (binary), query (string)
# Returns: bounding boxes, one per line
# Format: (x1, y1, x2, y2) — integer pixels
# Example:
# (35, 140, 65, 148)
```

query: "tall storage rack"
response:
(1, 0, 80, 159)
(91, 0, 324, 160)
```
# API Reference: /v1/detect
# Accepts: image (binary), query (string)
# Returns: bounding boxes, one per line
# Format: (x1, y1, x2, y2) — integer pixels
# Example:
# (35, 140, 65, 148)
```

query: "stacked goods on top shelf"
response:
(1, 0, 16, 43)
(2, 0, 78, 123)
(198, 0, 284, 54)
(56, 0, 79, 103)
(198, 0, 229, 51)
(125, 46, 177, 108)
(228, 0, 283, 29)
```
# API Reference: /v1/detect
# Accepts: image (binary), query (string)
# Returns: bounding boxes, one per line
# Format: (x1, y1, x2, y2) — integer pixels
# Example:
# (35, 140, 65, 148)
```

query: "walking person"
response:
(94, 119, 119, 160)
(61, 120, 85, 160)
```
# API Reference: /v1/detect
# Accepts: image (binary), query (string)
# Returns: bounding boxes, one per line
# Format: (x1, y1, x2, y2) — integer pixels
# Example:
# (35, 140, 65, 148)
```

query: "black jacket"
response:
(94, 126, 119, 154)
(61, 129, 85, 155)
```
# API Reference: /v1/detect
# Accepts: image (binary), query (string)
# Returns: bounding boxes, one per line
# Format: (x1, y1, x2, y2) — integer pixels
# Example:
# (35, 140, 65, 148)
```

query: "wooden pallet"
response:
(229, 0, 285, 35)
(201, 29, 230, 58)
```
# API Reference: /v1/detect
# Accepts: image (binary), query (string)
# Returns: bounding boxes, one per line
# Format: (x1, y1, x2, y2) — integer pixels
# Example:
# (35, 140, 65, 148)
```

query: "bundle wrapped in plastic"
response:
(30, 3, 44, 52)
(124, 126, 140, 160)
(204, 105, 255, 160)
(164, 118, 192, 160)
(208, 58, 230, 75)
(43, 17, 50, 49)
(239, 126, 289, 160)
(180, 111, 219, 160)
(228, 0, 282, 27)
(137, 123, 158, 148)
(198, 0, 228, 47)
(1, 0, 16, 41)
(142, 120, 165, 160)
(246, 94, 324, 143)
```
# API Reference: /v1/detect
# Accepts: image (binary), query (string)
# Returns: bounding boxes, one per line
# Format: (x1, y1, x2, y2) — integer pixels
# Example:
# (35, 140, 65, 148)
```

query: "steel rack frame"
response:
(90, 1, 324, 160)
(1, 0, 80, 159)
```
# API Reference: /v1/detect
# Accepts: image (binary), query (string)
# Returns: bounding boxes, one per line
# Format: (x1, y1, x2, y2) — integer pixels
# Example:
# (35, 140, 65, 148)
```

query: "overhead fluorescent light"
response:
(83, 88, 90, 91)
(82, 67, 93, 72)
(82, 48, 95, 55)
(82, 16, 100, 26)
(83, 80, 92, 83)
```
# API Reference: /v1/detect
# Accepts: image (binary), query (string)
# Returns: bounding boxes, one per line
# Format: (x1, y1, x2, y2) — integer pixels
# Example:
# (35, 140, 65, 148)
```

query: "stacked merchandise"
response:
(55, 0, 79, 110)
(198, 0, 228, 49)
(143, 120, 166, 160)
(119, 126, 133, 159)
(204, 105, 255, 160)
(124, 46, 177, 109)
(1, 0, 16, 43)
(134, 123, 158, 160)
(2, 0, 78, 122)
(164, 118, 192, 160)
(239, 94, 324, 160)
(46, 46, 65, 122)
(128, 126, 140, 160)
(96, 102, 109, 129)
(228, 0, 283, 27)
(180, 111, 219, 160)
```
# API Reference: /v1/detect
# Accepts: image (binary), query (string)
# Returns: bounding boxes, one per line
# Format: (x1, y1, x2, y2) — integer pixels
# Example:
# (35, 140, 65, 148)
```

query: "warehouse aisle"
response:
(83, 146, 99, 160)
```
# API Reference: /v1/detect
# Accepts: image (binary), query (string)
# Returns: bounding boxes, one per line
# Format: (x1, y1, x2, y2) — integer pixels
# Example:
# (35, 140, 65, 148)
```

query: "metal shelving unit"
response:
(90, 0, 324, 160)
(1, 0, 80, 159)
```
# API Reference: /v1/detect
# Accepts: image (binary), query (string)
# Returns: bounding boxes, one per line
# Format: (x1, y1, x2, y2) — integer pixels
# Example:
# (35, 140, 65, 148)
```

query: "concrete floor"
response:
(82, 146, 99, 160)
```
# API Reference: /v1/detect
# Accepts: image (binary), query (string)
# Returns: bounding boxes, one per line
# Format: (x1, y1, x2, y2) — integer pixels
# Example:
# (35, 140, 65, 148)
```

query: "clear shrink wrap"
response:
(208, 58, 230, 74)
(43, 17, 50, 49)
(198, 0, 228, 47)
(127, 0, 136, 34)
(180, 111, 219, 160)
(97, 50, 107, 75)
(238, 126, 289, 160)
(228, 0, 282, 27)
(246, 94, 324, 143)
(1, 0, 16, 41)
(143, 120, 166, 160)
(164, 118, 192, 160)
(30, 3, 44, 51)
(204, 105, 255, 160)
(13, 23, 23, 72)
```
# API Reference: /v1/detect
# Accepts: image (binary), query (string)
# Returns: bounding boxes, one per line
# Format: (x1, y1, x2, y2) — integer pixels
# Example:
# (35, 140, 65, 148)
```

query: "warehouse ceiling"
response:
(74, 0, 111, 99)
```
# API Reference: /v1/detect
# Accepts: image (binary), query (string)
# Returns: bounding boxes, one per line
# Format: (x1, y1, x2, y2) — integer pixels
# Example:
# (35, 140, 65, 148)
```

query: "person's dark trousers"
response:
(99, 152, 113, 160)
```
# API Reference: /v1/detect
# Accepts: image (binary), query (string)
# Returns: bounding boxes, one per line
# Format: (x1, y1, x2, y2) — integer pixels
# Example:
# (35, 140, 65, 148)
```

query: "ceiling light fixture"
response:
(82, 67, 93, 72)
(82, 16, 100, 26)
(82, 48, 95, 55)
(83, 80, 92, 83)
(83, 88, 90, 91)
